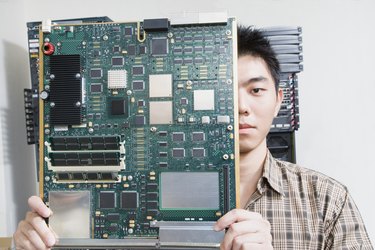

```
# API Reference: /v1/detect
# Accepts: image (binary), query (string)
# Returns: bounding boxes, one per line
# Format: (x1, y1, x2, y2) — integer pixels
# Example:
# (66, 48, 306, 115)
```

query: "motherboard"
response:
(25, 15, 239, 248)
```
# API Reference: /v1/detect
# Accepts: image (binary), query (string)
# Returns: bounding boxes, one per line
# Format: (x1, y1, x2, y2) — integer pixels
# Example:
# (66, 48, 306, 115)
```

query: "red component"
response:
(43, 42, 55, 55)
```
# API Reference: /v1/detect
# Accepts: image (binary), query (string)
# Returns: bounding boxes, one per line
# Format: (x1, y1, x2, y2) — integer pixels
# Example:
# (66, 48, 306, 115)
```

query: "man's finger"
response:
(214, 209, 262, 231)
(19, 220, 47, 250)
(25, 212, 56, 247)
(28, 196, 52, 218)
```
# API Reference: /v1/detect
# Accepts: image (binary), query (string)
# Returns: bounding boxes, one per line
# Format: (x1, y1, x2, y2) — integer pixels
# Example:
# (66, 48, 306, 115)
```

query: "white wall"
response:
(0, 0, 374, 244)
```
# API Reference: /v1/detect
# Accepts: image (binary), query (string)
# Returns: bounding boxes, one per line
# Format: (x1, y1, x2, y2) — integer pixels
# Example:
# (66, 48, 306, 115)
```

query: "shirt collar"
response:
(258, 150, 285, 196)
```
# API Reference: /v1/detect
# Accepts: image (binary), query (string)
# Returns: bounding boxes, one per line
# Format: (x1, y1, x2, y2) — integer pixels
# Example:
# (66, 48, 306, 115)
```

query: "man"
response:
(213, 26, 373, 249)
(14, 26, 373, 250)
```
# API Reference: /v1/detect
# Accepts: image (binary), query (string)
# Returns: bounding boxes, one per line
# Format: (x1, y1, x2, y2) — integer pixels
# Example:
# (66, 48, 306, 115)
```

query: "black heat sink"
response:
(49, 55, 82, 125)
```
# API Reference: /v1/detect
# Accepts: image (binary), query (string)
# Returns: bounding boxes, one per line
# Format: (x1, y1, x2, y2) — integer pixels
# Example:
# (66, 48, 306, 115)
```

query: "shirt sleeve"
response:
(325, 190, 373, 249)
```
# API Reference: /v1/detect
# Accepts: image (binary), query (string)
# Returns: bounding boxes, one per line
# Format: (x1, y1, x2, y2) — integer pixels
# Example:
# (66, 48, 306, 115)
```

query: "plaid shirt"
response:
(244, 151, 373, 249)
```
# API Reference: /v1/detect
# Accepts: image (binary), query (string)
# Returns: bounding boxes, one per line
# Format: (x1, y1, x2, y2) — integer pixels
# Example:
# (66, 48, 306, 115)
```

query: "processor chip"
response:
(150, 101, 172, 124)
(149, 74, 172, 97)
(194, 90, 215, 110)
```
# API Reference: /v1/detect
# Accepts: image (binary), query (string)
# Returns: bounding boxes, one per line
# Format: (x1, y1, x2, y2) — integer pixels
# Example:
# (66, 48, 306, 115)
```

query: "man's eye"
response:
(251, 88, 262, 94)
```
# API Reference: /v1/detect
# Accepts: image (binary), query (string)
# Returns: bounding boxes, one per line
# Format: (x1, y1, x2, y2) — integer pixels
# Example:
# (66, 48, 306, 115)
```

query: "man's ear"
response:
(274, 88, 283, 117)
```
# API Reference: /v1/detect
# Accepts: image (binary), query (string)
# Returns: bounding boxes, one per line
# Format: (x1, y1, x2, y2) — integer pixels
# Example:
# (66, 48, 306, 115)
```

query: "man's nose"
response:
(238, 89, 251, 115)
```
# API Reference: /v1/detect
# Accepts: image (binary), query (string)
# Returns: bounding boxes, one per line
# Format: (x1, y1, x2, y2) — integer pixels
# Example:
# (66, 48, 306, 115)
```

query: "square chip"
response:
(121, 192, 138, 209)
(194, 89, 215, 110)
(192, 148, 205, 158)
(135, 115, 146, 126)
(172, 148, 185, 158)
(127, 45, 136, 56)
(124, 27, 133, 36)
(192, 132, 205, 141)
(108, 70, 127, 89)
(160, 172, 219, 209)
(110, 99, 127, 116)
(90, 83, 102, 93)
(149, 74, 172, 97)
(112, 57, 124, 66)
(132, 81, 144, 91)
(90, 69, 102, 78)
(132, 66, 144, 75)
(151, 37, 168, 55)
(172, 132, 185, 142)
(150, 101, 172, 124)
(100, 192, 116, 209)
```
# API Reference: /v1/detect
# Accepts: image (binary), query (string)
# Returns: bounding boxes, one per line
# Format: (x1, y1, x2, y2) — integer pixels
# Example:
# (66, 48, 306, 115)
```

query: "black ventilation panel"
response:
(49, 55, 82, 125)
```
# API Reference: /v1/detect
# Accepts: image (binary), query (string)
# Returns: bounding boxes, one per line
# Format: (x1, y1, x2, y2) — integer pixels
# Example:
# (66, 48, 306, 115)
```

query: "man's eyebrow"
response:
(243, 76, 269, 86)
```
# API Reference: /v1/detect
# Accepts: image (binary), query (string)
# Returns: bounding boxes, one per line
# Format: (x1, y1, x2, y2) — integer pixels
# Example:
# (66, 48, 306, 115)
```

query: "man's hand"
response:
(214, 209, 273, 250)
(13, 196, 57, 250)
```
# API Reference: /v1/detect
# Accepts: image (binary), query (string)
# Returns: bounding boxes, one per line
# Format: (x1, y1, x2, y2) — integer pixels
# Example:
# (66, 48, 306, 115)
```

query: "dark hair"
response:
(237, 25, 280, 91)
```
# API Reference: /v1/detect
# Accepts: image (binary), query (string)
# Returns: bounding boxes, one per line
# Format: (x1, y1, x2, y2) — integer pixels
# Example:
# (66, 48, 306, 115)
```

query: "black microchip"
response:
(135, 116, 145, 126)
(101, 173, 114, 180)
(92, 159, 105, 165)
(100, 192, 116, 209)
(194, 47, 203, 53)
(158, 131, 167, 136)
(90, 69, 102, 78)
(172, 148, 185, 158)
(183, 58, 193, 64)
(112, 26, 121, 32)
(173, 58, 183, 64)
(159, 141, 167, 147)
(107, 213, 120, 222)
(183, 47, 193, 53)
(173, 48, 182, 53)
(159, 162, 168, 168)
(151, 38, 168, 55)
(124, 27, 133, 36)
(138, 100, 145, 107)
(139, 45, 147, 54)
(108, 225, 118, 232)
(180, 98, 188, 105)
(111, 99, 127, 116)
(66, 138, 78, 143)
(57, 173, 69, 180)
(192, 132, 205, 141)
(90, 83, 102, 93)
(147, 210, 159, 216)
(132, 66, 144, 75)
(172, 133, 185, 142)
(112, 57, 124, 66)
(192, 148, 205, 158)
(194, 58, 203, 64)
(66, 152, 78, 159)
(146, 192, 158, 200)
(147, 201, 158, 209)
(73, 173, 83, 180)
(146, 183, 158, 191)
(87, 173, 98, 180)
(113, 46, 121, 53)
(132, 81, 144, 90)
(159, 152, 167, 157)
(121, 192, 138, 209)
(127, 45, 136, 56)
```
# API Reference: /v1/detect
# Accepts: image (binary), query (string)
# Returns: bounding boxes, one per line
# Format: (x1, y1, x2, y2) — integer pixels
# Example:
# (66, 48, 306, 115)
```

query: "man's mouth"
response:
(239, 123, 256, 129)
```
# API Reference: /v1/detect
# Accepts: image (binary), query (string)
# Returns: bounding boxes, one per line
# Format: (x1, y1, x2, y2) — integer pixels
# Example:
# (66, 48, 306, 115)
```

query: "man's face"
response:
(238, 55, 283, 153)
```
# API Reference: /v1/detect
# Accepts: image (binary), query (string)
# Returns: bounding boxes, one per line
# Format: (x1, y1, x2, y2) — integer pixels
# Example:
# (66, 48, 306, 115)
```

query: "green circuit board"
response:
(39, 18, 239, 239)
